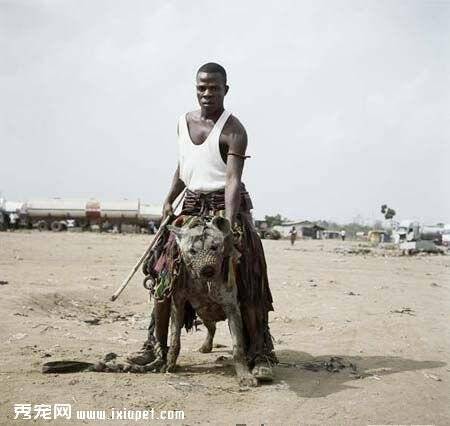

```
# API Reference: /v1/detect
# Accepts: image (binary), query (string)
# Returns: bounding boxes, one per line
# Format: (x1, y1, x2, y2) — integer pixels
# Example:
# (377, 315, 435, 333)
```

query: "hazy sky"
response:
(1, 0, 449, 223)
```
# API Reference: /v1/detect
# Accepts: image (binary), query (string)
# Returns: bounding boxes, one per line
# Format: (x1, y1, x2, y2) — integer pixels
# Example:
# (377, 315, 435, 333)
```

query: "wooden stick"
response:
(110, 189, 186, 301)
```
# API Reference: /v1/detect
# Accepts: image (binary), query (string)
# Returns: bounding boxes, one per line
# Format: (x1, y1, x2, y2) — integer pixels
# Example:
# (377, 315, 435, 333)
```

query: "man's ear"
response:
(224, 85, 229, 96)
(212, 216, 231, 235)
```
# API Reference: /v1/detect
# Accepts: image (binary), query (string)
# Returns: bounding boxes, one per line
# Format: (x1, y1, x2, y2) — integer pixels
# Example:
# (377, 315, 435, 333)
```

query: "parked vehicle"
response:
(3, 198, 161, 233)
(442, 228, 450, 247)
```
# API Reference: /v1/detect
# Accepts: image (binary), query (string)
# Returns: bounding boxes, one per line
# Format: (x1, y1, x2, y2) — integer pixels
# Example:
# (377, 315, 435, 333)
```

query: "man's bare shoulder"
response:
(223, 114, 247, 153)
(185, 110, 245, 134)
(225, 114, 246, 137)
(183, 110, 194, 124)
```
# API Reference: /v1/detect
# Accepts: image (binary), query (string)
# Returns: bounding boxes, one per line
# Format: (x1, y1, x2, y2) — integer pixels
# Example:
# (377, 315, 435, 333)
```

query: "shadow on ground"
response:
(173, 349, 446, 397)
(273, 349, 446, 398)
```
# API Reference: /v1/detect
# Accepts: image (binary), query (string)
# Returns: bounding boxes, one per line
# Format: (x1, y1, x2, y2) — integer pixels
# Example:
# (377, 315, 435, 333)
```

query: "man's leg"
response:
(237, 213, 276, 381)
(127, 228, 174, 366)
(127, 298, 171, 366)
(240, 303, 275, 381)
(153, 298, 171, 351)
(147, 308, 156, 345)
(127, 298, 156, 365)
(240, 304, 262, 357)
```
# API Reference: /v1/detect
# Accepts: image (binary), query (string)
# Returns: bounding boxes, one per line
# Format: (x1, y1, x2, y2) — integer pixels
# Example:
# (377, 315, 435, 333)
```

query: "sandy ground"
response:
(0, 231, 449, 425)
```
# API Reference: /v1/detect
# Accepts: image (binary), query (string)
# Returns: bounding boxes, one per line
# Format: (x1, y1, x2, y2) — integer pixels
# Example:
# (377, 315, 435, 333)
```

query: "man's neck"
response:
(200, 106, 225, 121)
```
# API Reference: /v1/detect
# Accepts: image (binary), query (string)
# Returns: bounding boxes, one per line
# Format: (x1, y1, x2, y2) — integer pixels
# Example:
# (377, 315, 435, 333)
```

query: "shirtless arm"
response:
(162, 121, 186, 220)
(162, 165, 185, 220)
(225, 124, 248, 226)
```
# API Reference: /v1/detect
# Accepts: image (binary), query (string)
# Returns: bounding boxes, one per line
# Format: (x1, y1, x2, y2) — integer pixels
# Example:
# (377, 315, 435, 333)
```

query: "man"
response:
(147, 220, 156, 234)
(289, 226, 297, 245)
(9, 212, 18, 231)
(129, 63, 276, 381)
(340, 229, 346, 241)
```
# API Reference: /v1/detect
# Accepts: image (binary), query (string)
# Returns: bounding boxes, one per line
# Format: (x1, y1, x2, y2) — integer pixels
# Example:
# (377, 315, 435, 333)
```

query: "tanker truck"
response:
(22, 198, 161, 232)
(24, 199, 86, 231)
(392, 220, 444, 253)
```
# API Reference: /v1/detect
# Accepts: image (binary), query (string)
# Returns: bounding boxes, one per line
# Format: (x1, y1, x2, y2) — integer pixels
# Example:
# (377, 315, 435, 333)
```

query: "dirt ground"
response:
(0, 231, 449, 425)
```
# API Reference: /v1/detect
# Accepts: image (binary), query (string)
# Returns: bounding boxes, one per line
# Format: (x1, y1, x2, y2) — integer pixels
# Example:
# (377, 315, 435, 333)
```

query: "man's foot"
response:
(126, 347, 155, 366)
(144, 357, 167, 373)
(251, 359, 274, 382)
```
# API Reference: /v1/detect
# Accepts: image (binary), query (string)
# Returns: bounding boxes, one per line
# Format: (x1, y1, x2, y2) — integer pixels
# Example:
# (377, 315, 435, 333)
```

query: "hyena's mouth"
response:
(200, 265, 216, 279)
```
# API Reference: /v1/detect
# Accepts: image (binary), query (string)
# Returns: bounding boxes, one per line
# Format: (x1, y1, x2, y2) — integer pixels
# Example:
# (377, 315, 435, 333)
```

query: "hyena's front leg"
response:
(166, 294, 185, 372)
(224, 304, 258, 387)
(198, 320, 216, 353)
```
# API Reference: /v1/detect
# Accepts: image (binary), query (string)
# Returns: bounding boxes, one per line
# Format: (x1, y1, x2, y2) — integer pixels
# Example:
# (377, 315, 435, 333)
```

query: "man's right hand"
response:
(162, 201, 173, 221)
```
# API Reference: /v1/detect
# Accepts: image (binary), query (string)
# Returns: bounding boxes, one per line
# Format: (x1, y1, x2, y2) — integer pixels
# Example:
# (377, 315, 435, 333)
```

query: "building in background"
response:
(273, 220, 326, 239)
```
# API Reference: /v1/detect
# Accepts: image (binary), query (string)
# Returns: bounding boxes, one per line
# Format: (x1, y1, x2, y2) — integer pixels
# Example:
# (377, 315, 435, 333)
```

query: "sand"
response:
(0, 231, 449, 425)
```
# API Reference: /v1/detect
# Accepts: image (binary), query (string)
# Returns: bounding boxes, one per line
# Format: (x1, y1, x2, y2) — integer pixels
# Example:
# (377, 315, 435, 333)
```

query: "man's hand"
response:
(162, 201, 173, 222)
(161, 165, 185, 222)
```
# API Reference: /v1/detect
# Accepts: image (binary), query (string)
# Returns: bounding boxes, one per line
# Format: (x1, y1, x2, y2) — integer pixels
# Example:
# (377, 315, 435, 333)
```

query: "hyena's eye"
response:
(209, 244, 218, 251)
(189, 248, 197, 254)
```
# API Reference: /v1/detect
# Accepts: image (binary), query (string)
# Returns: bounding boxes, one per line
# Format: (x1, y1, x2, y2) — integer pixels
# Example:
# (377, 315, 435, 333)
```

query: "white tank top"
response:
(178, 110, 231, 193)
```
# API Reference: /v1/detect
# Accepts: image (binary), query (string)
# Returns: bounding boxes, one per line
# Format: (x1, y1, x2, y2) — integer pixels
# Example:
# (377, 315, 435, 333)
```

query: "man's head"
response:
(196, 62, 229, 114)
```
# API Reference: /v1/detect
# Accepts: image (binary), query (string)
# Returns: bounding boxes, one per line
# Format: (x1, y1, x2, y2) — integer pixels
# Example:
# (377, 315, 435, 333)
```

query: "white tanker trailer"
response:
(23, 198, 161, 232)
(392, 220, 446, 253)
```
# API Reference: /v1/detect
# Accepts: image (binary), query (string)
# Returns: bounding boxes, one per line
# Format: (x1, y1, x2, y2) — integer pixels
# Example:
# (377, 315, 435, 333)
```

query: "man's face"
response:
(196, 72, 228, 113)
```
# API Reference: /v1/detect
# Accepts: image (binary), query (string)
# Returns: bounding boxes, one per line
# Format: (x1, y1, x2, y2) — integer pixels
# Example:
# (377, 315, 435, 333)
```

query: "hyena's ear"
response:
(212, 216, 231, 236)
(167, 225, 185, 241)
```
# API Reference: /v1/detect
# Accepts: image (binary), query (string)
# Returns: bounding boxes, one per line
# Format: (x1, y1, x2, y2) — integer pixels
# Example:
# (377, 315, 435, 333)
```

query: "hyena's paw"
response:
(165, 362, 178, 373)
(251, 362, 274, 382)
(198, 342, 213, 353)
(238, 374, 258, 388)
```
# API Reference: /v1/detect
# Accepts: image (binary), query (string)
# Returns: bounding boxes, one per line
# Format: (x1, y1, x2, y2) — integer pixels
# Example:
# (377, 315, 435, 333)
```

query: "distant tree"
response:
(373, 220, 383, 230)
(264, 214, 284, 227)
(352, 214, 365, 225)
(385, 208, 396, 219)
(381, 204, 396, 220)
(342, 223, 372, 237)
(317, 220, 329, 228)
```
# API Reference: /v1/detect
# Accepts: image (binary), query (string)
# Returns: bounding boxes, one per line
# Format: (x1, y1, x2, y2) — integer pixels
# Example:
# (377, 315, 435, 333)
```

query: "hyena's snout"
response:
(192, 249, 221, 279)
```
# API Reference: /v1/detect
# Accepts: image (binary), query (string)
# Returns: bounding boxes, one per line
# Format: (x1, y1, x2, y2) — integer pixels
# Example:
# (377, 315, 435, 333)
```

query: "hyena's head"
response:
(168, 216, 231, 280)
